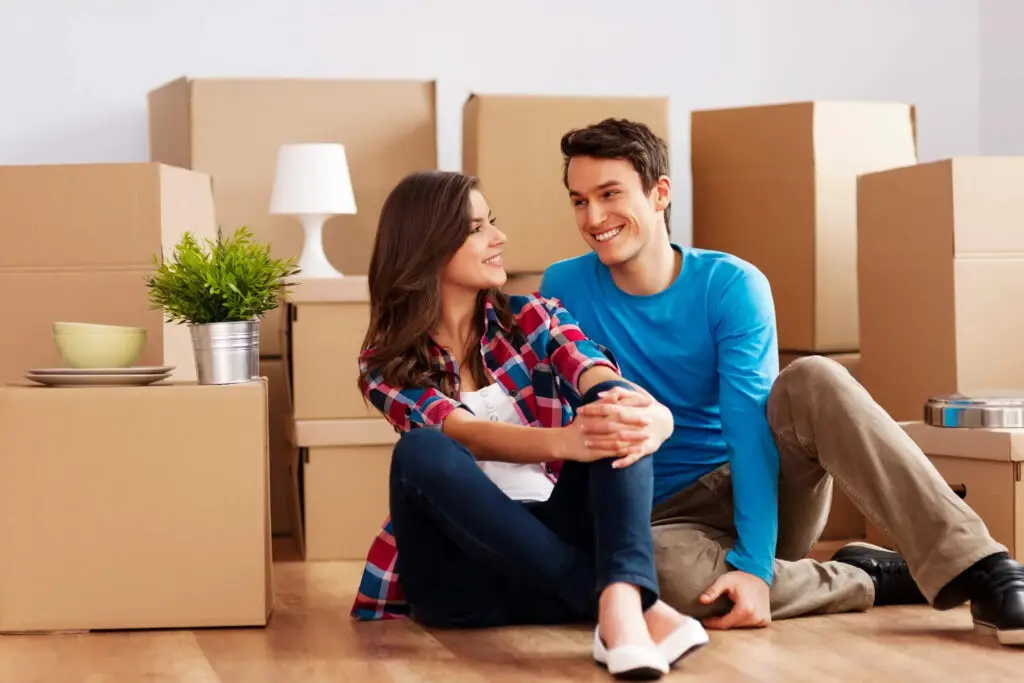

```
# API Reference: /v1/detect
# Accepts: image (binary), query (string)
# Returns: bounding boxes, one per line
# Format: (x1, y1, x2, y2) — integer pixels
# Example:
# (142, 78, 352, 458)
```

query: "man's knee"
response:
(651, 524, 733, 619)
(768, 355, 856, 429)
(776, 355, 849, 390)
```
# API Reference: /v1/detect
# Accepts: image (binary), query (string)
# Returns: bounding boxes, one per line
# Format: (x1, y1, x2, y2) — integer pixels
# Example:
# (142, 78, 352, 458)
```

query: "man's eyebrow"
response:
(569, 180, 622, 195)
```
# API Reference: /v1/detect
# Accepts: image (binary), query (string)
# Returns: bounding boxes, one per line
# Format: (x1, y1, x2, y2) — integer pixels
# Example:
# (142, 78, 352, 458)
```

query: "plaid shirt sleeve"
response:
(519, 295, 619, 395)
(351, 352, 470, 621)
(358, 352, 466, 432)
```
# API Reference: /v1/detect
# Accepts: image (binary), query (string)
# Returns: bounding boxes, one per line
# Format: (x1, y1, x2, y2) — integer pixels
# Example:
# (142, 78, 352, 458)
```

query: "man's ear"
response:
(653, 175, 672, 211)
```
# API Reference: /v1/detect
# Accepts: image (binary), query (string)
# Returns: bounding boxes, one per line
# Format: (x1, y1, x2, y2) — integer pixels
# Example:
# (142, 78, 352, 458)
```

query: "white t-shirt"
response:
(459, 383, 555, 503)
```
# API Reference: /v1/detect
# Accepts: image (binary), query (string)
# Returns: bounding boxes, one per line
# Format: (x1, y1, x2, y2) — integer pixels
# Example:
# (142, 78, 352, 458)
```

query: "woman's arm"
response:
(443, 408, 591, 463)
(360, 351, 648, 465)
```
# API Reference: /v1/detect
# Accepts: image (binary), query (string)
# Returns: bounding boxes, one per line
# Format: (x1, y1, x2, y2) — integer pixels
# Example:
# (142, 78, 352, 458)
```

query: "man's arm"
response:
(715, 267, 781, 586)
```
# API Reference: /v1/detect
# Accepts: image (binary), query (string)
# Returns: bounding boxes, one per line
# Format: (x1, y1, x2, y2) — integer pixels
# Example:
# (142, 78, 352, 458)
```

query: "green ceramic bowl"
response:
(53, 330, 148, 369)
(53, 321, 146, 336)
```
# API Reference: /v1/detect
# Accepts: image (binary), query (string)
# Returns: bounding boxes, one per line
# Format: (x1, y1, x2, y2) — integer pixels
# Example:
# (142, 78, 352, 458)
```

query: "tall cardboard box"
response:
(866, 422, 1023, 559)
(286, 277, 375, 421)
(261, 358, 299, 535)
(780, 352, 866, 540)
(691, 102, 918, 352)
(0, 163, 216, 385)
(148, 77, 438, 356)
(858, 158, 1024, 422)
(464, 94, 670, 273)
(291, 419, 396, 561)
(0, 381, 273, 632)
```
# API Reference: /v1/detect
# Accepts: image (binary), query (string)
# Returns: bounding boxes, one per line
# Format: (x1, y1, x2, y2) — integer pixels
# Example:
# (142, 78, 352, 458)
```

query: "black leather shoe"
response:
(831, 542, 927, 606)
(967, 556, 1024, 646)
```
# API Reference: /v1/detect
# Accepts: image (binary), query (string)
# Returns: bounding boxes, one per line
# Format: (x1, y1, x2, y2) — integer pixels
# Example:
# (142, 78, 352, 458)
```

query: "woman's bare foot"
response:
(643, 600, 689, 644)
(598, 583, 657, 650)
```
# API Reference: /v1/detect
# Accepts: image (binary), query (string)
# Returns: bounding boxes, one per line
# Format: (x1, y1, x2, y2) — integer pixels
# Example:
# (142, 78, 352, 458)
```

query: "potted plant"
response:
(146, 226, 299, 385)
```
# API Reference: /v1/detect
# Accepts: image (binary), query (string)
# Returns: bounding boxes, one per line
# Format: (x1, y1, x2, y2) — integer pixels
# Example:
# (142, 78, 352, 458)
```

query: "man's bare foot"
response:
(598, 583, 657, 650)
(643, 600, 690, 643)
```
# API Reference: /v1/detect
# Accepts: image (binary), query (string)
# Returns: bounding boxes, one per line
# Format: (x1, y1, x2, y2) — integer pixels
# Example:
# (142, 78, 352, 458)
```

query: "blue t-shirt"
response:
(540, 245, 781, 584)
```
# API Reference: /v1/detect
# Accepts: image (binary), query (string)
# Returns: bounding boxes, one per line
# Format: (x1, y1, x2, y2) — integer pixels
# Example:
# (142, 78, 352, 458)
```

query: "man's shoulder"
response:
(541, 252, 600, 294)
(684, 247, 766, 283)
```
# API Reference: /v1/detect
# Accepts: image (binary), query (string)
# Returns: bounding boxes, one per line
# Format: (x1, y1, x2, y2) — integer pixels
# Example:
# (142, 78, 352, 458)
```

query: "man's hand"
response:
(699, 571, 771, 630)
(576, 387, 674, 468)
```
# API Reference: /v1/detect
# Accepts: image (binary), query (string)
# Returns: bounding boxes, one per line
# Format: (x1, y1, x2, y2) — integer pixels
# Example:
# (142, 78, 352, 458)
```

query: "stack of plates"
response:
(25, 366, 175, 387)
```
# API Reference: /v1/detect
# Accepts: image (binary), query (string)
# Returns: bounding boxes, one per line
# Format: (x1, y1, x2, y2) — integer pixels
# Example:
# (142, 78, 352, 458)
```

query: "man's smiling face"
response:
(566, 155, 665, 267)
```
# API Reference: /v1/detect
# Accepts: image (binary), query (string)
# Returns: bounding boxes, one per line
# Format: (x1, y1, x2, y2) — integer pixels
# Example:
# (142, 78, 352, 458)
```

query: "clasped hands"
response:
(561, 386, 674, 468)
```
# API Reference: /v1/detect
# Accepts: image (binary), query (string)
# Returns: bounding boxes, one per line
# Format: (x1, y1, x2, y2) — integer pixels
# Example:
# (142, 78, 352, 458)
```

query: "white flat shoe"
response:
(592, 627, 669, 680)
(656, 616, 709, 667)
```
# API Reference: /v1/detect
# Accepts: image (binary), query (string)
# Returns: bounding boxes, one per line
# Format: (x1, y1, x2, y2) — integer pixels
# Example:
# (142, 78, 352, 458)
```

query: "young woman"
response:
(350, 170, 708, 680)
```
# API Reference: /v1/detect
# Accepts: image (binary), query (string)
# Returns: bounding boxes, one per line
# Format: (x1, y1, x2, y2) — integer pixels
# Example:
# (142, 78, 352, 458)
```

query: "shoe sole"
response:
(973, 620, 1024, 646)
(593, 662, 666, 681)
(668, 640, 708, 667)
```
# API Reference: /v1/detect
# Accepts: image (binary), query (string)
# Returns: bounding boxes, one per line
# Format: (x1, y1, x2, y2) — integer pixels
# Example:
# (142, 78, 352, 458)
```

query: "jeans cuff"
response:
(599, 572, 661, 612)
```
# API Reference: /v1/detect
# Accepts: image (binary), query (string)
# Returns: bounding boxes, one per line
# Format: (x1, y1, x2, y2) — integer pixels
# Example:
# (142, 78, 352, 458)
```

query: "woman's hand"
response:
(547, 401, 651, 464)
(576, 387, 674, 468)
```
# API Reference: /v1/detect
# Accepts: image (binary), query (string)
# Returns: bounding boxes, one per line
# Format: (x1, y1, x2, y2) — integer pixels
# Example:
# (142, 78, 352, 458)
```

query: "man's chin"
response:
(593, 244, 635, 267)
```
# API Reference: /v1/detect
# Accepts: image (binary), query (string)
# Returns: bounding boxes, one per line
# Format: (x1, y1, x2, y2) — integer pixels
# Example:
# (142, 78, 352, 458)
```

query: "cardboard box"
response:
(692, 102, 918, 353)
(291, 419, 397, 561)
(858, 158, 1024, 421)
(286, 277, 375, 421)
(0, 162, 216, 385)
(866, 422, 1023, 559)
(0, 381, 273, 632)
(503, 273, 543, 296)
(261, 358, 298, 535)
(148, 77, 438, 357)
(779, 352, 865, 539)
(464, 94, 670, 273)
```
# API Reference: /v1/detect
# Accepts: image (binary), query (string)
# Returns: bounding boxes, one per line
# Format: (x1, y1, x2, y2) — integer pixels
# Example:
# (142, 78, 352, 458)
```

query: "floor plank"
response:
(0, 537, 1019, 682)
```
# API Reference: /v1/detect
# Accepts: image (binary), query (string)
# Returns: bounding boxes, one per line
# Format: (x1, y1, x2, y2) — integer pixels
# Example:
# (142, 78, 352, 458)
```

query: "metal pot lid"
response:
(924, 390, 1024, 428)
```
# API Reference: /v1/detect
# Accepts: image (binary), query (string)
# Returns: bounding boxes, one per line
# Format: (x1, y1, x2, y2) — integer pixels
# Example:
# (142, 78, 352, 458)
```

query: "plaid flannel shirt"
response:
(350, 293, 619, 621)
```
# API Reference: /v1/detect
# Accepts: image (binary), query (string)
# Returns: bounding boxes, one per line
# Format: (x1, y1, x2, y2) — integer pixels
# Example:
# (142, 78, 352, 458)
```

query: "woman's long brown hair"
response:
(360, 170, 517, 397)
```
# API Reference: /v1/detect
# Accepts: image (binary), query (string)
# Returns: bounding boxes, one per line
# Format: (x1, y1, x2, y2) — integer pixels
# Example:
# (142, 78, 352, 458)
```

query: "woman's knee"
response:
(391, 428, 471, 482)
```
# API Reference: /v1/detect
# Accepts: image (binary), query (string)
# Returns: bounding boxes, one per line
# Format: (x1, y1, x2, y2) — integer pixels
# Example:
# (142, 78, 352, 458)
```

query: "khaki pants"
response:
(651, 355, 1006, 620)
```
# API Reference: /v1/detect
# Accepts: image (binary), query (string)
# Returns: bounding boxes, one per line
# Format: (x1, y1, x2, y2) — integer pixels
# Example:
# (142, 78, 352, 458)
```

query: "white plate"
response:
(25, 372, 172, 387)
(26, 366, 175, 376)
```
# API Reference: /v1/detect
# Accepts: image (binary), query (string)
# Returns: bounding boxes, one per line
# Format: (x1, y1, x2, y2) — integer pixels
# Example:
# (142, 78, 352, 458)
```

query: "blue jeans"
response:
(388, 380, 659, 628)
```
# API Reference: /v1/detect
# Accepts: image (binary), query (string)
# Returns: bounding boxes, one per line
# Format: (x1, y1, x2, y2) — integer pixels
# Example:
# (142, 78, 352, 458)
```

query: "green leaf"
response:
(143, 226, 300, 325)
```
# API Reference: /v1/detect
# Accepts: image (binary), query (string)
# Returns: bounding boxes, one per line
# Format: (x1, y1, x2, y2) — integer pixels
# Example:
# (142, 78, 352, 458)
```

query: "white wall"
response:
(0, 0, 981, 244)
(980, 0, 1024, 154)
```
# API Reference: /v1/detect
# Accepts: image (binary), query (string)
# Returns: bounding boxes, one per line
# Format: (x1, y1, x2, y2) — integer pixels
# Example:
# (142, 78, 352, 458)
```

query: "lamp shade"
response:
(269, 143, 357, 215)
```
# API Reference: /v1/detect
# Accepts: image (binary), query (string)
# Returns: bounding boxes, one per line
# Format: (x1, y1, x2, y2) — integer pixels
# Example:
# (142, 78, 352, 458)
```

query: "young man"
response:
(538, 118, 1024, 646)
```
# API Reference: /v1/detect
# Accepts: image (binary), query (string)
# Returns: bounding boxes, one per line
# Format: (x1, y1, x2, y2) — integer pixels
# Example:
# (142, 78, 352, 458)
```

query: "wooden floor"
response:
(1, 539, 1020, 683)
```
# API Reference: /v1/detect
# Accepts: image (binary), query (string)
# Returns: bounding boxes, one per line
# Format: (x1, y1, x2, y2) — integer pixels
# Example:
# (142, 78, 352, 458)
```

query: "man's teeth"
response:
(594, 227, 623, 242)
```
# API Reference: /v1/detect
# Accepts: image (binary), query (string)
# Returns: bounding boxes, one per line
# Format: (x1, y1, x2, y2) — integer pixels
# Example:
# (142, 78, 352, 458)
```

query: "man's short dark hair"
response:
(560, 118, 671, 234)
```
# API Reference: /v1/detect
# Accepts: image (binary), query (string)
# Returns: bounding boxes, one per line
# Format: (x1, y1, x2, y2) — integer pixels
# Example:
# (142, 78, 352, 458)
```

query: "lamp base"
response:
(296, 214, 343, 278)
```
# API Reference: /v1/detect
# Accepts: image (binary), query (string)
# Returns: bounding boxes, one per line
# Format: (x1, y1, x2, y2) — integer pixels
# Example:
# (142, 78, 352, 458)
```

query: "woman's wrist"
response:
(543, 427, 572, 463)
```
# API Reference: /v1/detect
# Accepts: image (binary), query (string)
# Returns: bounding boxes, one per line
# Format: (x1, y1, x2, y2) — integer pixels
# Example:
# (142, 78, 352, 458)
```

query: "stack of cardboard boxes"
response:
(463, 94, 671, 296)
(857, 158, 1024, 553)
(0, 163, 275, 632)
(147, 77, 438, 554)
(690, 101, 919, 540)
(283, 278, 398, 561)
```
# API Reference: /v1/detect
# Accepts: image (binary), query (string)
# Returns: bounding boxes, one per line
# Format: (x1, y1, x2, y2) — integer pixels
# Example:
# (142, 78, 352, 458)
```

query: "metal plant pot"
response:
(189, 320, 260, 385)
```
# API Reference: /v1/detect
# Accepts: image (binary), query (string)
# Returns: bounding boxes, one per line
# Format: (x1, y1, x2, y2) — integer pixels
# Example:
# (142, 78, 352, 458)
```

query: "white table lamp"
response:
(269, 143, 357, 278)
